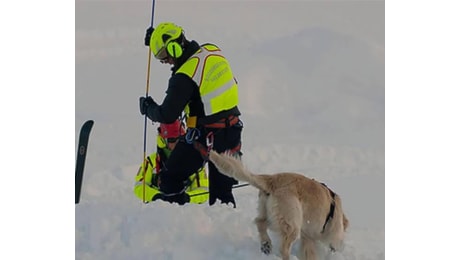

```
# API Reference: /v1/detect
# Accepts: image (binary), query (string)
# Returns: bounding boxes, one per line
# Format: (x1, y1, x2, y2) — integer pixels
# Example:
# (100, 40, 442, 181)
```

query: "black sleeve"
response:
(146, 73, 196, 123)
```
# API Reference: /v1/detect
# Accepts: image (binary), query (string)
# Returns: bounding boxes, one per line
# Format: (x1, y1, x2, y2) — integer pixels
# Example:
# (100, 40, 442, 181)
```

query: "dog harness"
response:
(321, 183, 337, 233)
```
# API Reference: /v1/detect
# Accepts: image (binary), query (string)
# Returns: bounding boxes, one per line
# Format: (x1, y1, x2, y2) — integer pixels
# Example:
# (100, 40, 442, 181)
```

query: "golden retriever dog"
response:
(208, 150, 349, 260)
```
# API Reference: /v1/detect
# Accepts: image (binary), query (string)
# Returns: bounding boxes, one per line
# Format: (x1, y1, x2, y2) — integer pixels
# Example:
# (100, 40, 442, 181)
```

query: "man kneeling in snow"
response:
(134, 120, 209, 204)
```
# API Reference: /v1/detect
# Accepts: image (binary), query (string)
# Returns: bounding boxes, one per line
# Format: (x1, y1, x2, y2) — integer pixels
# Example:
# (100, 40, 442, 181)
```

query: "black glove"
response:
(144, 27, 154, 46)
(139, 96, 155, 115)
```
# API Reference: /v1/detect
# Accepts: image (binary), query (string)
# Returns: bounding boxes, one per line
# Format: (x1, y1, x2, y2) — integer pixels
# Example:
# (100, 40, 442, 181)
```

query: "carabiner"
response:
(185, 128, 200, 144)
(206, 132, 214, 152)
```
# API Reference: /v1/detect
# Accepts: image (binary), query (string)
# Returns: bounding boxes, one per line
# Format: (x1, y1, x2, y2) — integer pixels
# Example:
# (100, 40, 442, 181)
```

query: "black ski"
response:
(75, 120, 94, 204)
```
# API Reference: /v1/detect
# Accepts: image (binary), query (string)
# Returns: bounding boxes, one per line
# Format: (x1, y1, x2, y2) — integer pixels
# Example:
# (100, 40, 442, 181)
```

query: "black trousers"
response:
(159, 121, 243, 205)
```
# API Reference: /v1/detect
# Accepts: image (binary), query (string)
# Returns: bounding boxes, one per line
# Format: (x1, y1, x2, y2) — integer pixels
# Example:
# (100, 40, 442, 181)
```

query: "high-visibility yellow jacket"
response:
(175, 43, 240, 127)
(134, 138, 209, 204)
(143, 41, 241, 127)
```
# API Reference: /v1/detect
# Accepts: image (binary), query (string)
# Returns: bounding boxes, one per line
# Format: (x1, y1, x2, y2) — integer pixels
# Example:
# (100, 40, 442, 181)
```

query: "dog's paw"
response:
(261, 241, 272, 255)
(329, 245, 336, 252)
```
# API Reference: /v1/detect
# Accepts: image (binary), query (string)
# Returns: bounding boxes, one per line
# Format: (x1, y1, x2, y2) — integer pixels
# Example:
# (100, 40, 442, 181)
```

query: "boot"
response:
(209, 191, 236, 208)
(153, 192, 190, 205)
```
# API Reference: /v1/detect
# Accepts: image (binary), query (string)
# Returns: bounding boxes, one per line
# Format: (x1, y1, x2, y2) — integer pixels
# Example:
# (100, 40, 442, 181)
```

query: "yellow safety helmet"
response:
(150, 22, 184, 60)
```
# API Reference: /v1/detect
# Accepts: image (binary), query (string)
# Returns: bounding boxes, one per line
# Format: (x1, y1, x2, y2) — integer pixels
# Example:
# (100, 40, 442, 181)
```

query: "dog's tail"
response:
(209, 150, 270, 193)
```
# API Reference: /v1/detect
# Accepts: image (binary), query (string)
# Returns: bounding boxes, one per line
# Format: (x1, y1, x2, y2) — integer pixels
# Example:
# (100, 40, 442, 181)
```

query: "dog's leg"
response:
(254, 191, 272, 255)
(299, 233, 317, 260)
(324, 201, 346, 253)
(255, 216, 271, 254)
(279, 230, 298, 260)
(326, 216, 345, 253)
(276, 195, 302, 260)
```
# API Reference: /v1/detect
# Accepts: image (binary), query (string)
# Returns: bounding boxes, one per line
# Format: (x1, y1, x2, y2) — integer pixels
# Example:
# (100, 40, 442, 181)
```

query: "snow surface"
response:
(74, 1, 384, 259)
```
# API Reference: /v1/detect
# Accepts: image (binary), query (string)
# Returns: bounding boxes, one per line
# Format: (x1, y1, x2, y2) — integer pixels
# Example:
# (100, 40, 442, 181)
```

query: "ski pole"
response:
(189, 183, 250, 198)
(142, 0, 156, 203)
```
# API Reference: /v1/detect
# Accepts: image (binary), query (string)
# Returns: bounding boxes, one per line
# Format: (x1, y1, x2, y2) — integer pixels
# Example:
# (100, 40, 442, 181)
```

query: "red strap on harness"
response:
(193, 136, 241, 162)
(204, 115, 239, 128)
(191, 116, 242, 160)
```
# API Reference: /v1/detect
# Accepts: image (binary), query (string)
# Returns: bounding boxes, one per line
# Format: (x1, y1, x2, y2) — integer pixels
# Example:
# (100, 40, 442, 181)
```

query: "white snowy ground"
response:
(73, 1, 384, 259)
